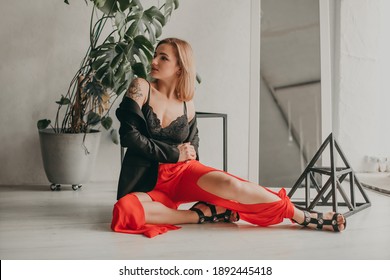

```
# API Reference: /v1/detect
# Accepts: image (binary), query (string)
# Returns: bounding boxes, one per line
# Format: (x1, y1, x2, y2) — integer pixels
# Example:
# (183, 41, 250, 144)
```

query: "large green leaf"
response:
(128, 47, 147, 67)
(114, 58, 130, 80)
(121, 5, 168, 43)
(101, 69, 114, 88)
(90, 43, 115, 59)
(143, 21, 156, 45)
(110, 53, 123, 69)
(95, 64, 109, 80)
(93, 47, 117, 76)
(91, 57, 107, 70)
(134, 35, 154, 61)
(93, 0, 133, 15)
(84, 79, 105, 97)
(114, 42, 127, 54)
(132, 62, 147, 79)
(115, 10, 126, 38)
(115, 80, 130, 96)
(144, 6, 166, 26)
(124, 19, 140, 40)
(101, 116, 113, 130)
(87, 112, 101, 126)
(153, 20, 163, 38)
(164, 0, 180, 17)
(134, 35, 154, 51)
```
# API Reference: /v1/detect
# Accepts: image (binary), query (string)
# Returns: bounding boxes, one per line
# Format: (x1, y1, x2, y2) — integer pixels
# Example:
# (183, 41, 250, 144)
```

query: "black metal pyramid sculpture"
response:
(288, 133, 371, 217)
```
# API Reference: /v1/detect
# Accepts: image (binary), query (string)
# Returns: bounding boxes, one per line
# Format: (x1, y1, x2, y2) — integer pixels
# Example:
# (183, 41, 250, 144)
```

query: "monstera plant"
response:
(37, 0, 179, 191)
(38, 0, 179, 137)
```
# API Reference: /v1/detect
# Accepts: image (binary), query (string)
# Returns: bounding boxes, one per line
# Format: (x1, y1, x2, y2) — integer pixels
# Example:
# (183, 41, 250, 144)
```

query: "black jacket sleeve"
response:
(116, 97, 180, 163)
(186, 116, 200, 160)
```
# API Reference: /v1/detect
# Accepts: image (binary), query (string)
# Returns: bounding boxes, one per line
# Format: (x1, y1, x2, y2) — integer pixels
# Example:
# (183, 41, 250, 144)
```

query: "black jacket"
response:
(115, 96, 200, 200)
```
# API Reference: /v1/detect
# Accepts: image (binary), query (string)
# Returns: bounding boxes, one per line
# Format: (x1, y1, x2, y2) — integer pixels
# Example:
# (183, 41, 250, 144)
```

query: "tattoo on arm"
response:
(126, 80, 143, 101)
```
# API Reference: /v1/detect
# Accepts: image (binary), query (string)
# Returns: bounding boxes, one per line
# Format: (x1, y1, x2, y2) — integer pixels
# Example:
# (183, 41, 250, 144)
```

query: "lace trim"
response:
(145, 104, 189, 143)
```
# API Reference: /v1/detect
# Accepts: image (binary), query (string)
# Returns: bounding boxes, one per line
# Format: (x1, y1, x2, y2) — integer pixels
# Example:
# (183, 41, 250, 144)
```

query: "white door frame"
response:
(248, 0, 261, 182)
(320, 0, 333, 142)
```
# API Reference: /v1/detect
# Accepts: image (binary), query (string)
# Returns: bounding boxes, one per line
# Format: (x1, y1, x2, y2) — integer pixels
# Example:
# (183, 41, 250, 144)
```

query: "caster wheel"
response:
(50, 184, 61, 191)
(72, 184, 80, 191)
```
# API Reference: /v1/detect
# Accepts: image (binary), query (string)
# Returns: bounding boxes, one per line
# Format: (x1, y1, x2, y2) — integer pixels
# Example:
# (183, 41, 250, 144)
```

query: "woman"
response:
(111, 38, 346, 238)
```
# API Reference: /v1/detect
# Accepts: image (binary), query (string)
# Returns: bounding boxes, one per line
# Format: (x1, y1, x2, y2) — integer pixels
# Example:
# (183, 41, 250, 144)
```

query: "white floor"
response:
(0, 180, 389, 260)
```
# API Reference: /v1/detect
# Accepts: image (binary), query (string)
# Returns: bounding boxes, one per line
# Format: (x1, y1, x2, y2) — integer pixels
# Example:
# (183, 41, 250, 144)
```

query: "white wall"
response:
(0, 0, 255, 185)
(0, 1, 92, 185)
(334, 0, 390, 171)
(259, 77, 302, 188)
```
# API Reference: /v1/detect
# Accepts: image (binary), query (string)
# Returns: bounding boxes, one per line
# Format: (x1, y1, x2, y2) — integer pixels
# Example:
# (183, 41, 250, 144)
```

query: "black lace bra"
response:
(142, 84, 190, 145)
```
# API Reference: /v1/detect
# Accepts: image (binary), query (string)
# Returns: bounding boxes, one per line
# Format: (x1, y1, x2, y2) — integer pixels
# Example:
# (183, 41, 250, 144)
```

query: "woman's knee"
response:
(111, 193, 146, 231)
(227, 178, 254, 200)
(197, 172, 244, 200)
(221, 176, 244, 194)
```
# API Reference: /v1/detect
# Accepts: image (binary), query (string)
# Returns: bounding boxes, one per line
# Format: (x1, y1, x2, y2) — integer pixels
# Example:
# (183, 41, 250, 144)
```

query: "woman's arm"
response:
(185, 100, 200, 159)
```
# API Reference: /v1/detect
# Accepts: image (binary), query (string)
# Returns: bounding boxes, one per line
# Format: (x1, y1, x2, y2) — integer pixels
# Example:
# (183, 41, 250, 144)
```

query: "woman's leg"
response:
(133, 192, 237, 225)
(184, 166, 346, 231)
(133, 192, 197, 224)
(197, 171, 280, 204)
(111, 192, 182, 237)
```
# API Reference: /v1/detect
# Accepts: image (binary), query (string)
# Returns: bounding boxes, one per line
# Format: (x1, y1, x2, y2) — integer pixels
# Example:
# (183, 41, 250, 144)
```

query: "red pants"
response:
(111, 160, 295, 238)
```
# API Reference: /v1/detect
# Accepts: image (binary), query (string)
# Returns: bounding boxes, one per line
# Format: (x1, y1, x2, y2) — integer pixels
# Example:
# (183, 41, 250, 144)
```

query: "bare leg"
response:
(133, 193, 236, 225)
(196, 172, 346, 232)
(197, 171, 281, 204)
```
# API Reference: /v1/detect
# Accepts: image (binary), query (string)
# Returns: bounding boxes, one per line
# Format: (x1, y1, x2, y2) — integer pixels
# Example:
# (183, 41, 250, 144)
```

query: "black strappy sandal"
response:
(190, 201, 218, 224)
(215, 209, 240, 223)
(296, 210, 347, 232)
(190, 201, 239, 224)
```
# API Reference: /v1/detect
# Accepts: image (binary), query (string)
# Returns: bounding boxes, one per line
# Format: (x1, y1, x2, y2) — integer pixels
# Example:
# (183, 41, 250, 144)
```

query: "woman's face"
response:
(150, 43, 180, 81)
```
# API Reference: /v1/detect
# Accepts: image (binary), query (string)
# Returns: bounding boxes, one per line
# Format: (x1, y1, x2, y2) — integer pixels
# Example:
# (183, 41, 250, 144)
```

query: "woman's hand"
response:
(177, 142, 197, 162)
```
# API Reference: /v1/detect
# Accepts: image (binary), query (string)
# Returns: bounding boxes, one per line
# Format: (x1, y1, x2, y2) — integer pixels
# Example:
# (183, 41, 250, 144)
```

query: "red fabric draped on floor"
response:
(111, 160, 295, 238)
(111, 193, 181, 238)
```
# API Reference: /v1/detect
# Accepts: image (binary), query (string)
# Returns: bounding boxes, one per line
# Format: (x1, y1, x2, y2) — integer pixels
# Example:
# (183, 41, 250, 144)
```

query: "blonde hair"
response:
(156, 38, 196, 101)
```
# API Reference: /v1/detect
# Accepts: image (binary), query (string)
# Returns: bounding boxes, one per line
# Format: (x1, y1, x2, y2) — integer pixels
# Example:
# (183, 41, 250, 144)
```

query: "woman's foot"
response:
(190, 201, 239, 224)
(295, 209, 346, 232)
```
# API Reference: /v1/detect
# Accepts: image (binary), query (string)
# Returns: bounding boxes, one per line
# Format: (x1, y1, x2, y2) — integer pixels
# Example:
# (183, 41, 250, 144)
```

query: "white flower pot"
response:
(38, 129, 101, 190)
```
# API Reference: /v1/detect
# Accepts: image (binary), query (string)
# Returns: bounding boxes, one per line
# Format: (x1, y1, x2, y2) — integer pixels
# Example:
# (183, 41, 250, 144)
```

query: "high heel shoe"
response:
(189, 201, 240, 224)
(295, 209, 347, 232)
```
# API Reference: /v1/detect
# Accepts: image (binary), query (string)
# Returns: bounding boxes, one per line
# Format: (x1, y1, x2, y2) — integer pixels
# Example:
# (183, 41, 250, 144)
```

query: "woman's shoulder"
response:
(126, 77, 150, 107)
(130, 77, 150, 93)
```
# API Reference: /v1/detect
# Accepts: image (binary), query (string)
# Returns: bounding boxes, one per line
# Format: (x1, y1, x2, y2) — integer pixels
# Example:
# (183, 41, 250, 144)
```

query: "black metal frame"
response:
(288, 133, 371, 217)
(120, 111, 228, 172)
(196, 112, 228, 172)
